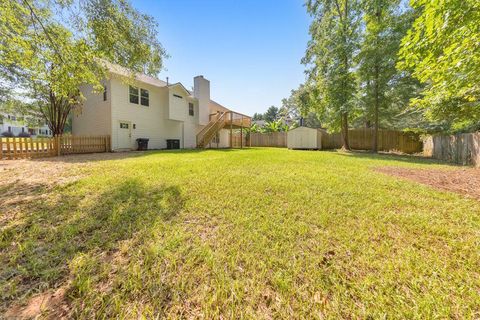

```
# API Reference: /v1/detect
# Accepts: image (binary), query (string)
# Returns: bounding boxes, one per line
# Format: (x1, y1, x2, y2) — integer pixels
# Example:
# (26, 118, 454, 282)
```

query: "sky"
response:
(132, 0, 311, 116)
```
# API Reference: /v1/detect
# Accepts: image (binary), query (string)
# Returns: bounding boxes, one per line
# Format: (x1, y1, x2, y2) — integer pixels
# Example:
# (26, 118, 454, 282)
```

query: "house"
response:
(72, 63, 251, 151)
(0, 113, 52, 137)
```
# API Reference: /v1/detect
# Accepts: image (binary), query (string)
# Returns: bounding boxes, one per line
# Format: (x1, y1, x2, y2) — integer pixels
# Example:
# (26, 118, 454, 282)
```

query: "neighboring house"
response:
(73, 63, 251, 150)
(252, 119, 266, 127)
(0, 113, 52, 137)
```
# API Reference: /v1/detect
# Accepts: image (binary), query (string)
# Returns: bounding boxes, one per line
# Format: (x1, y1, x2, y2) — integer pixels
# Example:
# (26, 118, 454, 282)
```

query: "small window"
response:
(140, 89, 149, 106)
(129, 86, 139, 104)
(120, 123, 129, 129)
(103, 85, 107, 101)
(11, 116, 16, 121)
(189, 103, 194, 116)
(173, 94, 183, 99)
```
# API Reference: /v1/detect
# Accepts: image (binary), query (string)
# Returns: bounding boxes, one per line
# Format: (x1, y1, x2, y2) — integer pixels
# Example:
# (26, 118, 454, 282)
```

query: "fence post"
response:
(56, 136, 61, 156)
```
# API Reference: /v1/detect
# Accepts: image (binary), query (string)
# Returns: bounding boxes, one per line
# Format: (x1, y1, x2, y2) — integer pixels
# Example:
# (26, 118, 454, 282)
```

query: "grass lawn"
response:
(1, 148, 479, 318)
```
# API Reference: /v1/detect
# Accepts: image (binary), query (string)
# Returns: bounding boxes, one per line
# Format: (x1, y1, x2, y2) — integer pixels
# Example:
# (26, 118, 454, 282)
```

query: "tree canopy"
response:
(303, 0, 362, 149)
(0, 0, 167, 135)
(398, 0, 480, 131)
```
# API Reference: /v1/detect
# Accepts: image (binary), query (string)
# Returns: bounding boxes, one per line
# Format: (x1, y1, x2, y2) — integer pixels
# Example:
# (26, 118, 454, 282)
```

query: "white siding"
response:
(168, 86, 189, 121)
(73, 83, 112, 137)
(110, 77, 201, 150)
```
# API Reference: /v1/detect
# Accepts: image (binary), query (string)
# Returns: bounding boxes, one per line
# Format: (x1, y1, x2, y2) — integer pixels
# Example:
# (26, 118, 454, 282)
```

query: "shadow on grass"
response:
(331, 149, 455, 166)
(0, 177, 184, 312)
(27, 148, 246, 164)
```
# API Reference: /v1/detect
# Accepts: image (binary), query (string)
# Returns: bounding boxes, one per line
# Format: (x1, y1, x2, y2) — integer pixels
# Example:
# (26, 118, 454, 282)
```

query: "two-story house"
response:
(0, 113, 52, 137)
(72, 63, 250, 150)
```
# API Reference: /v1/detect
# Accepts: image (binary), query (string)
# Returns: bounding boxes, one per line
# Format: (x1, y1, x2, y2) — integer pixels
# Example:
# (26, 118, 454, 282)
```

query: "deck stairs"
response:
(196, 112, 227, 148)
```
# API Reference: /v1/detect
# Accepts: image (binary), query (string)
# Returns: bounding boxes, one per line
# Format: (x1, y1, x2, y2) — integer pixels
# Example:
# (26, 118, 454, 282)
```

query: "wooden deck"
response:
(197, 111, 251, 148)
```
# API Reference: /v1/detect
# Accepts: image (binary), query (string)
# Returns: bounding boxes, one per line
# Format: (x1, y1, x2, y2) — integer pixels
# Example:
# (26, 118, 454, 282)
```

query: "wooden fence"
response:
(1, 135, 111, 160)
(321, 129, 423, 154)
(231, 134, 249, 148)
(250, 132, 287, 147)
(250, 129, 422, 154)
(423, 132, 480, 166)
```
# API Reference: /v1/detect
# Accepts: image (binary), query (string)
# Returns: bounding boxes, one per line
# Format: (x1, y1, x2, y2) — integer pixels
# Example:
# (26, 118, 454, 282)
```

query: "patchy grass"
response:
(1, 148, 479, 318)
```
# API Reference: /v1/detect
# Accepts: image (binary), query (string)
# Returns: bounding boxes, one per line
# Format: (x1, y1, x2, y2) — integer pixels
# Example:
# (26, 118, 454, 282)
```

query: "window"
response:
(8, 126, 11, 132)
(173, 94, 183, 99)
(189, 103, 194, 116)
(103, 85, 107, 101)
(120, 122, 129, 129)
(129, 86, 139, 104)
(140, 89, 149, 106)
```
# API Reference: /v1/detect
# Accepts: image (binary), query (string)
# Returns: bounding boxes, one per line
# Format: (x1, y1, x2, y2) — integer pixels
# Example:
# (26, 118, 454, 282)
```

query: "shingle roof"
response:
(101, 60, 168, 88)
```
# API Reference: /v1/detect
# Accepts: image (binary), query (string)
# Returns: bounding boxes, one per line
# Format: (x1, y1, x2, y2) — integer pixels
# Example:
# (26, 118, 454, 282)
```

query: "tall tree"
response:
(303, 0, 361, 149)
(264, 105, 280, 122)
(0, 0, 167, 135)
(357, 0, 416, 151)
(252, 113, 264, 121)
(398, 0, 480, 131)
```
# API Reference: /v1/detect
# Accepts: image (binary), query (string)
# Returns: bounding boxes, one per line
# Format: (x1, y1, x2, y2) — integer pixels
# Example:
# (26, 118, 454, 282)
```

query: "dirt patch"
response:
(0, 152, 142, 225)
(375, 166, 480, 201)
(4, 287, 70, 319)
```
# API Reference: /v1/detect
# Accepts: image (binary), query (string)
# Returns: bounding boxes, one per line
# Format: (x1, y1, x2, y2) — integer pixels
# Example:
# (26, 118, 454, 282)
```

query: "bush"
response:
(1, 131, 14, 137)
(17, 132, 31, 137)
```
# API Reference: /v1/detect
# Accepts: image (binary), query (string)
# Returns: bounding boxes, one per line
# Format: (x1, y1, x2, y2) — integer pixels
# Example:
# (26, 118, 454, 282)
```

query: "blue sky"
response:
(132, 0, 311, 116)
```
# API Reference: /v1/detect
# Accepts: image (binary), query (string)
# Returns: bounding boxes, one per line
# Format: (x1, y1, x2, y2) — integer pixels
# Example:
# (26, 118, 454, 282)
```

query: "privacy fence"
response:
(423, 132, 480, 167)
(231, 134, 249, 148)
(250, 132, 287, 147)
(0, 135, 111, 160)
(250, 129, 422, 154)
(321, 129, 423, 154)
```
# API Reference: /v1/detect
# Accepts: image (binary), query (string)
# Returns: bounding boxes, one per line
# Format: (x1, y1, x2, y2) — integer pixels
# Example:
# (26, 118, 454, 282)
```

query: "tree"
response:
(252, 113, 264, 121)
(303, 0, 362, 149)
(357, 0, 417, 151)
(264, 106, 279, 122)
(0, 0, 167, 135)
(398, 0, 480, 131)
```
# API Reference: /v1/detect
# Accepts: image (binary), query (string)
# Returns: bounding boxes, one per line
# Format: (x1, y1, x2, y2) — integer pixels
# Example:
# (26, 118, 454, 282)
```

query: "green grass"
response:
(1, 148, 479, 318)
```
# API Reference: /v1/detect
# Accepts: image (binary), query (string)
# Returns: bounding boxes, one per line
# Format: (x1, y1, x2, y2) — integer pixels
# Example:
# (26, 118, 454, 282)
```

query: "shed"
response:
(287, 126, 322, 149)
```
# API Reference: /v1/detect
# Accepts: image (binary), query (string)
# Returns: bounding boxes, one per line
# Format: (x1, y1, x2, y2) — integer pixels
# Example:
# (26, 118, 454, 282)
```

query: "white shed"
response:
(287, 127, 322, 150)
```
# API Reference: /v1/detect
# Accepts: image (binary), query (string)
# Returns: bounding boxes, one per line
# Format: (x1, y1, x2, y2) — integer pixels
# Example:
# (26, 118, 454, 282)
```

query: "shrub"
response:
(17, 132, 31, 137)
(1, 131, 14, 137)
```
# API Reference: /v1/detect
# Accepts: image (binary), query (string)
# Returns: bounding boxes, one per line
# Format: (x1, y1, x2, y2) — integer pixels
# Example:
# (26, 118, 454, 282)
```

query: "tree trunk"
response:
(41, 89, 74, 137)
(341, 112, 350, 150)
(372, 7, 381, 153)
(373, 64, 379, 152)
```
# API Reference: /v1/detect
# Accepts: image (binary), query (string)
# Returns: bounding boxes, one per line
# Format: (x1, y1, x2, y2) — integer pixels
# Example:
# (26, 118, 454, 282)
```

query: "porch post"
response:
(230, 112, 233, 148)
(240, 115, 243, 149)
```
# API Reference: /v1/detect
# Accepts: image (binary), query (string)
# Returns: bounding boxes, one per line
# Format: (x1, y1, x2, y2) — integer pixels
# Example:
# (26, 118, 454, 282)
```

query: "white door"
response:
(118, 121, 132, 149)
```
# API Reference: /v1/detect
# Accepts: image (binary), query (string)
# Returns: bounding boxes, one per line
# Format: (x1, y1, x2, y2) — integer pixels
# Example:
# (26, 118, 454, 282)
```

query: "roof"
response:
(168, 82, 193, 97)
(101, 60, 168, 88)
(101, 60, 246, 116)
(209, 100, 230, 112)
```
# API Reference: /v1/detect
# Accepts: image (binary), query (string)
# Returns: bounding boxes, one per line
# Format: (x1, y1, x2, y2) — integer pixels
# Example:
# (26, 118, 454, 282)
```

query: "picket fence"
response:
(0, 135, 111, 160)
